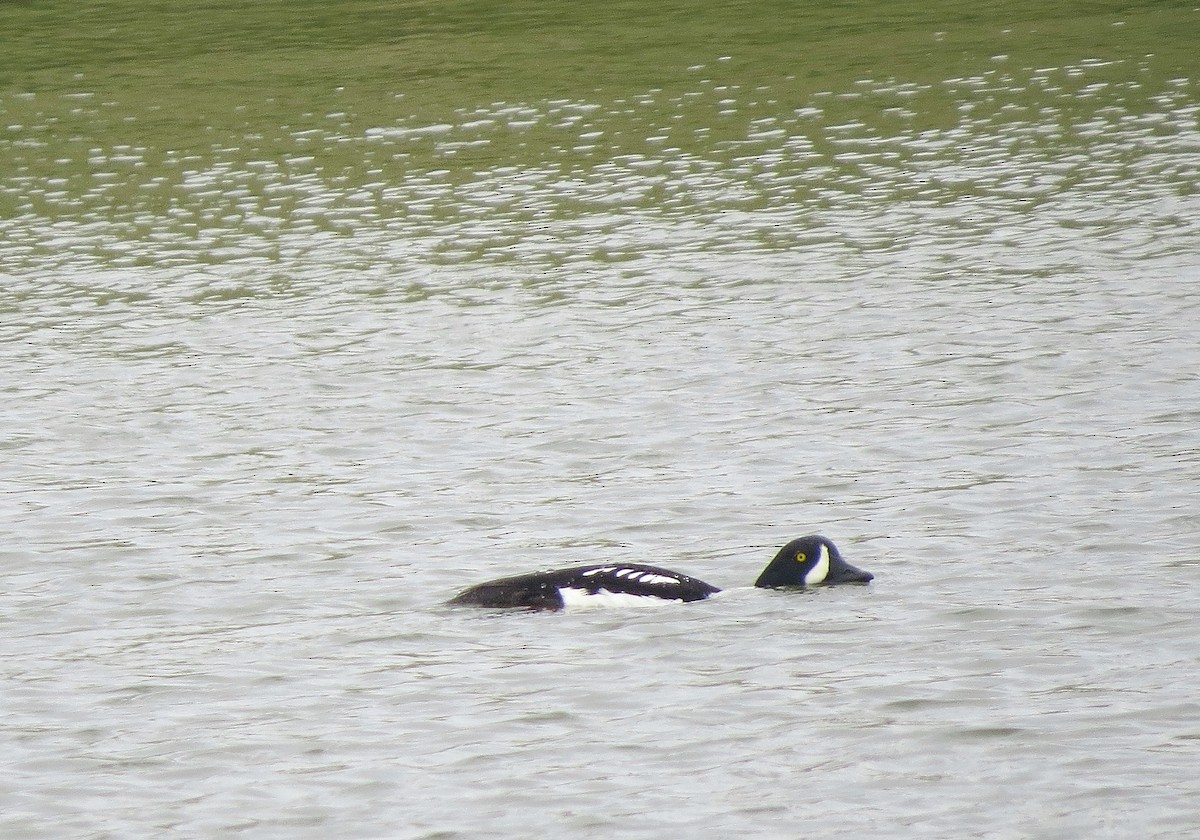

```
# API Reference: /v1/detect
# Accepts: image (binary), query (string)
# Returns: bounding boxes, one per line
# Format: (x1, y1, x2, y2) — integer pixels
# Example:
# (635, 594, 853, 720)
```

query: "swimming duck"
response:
(447, 535, 873, 611)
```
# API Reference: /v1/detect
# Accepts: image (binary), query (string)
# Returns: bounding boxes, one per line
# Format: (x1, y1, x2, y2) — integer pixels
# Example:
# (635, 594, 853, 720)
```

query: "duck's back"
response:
(448, 563, 720, 611)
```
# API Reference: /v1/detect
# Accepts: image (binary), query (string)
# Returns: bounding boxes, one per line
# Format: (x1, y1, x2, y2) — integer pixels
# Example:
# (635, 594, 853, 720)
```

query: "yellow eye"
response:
(795, 552, 807, 563)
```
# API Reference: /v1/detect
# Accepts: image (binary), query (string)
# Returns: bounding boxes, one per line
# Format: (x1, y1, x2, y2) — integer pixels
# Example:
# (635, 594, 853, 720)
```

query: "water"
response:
(2, 1, 1199, 837)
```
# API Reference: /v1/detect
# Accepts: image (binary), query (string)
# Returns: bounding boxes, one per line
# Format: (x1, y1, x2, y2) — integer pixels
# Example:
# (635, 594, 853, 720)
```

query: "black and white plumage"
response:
(447, 535, 873, 611)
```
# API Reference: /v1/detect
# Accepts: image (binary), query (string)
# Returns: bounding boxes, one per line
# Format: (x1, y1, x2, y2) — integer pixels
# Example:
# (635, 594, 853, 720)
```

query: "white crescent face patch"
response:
(802, 543, 830, 585)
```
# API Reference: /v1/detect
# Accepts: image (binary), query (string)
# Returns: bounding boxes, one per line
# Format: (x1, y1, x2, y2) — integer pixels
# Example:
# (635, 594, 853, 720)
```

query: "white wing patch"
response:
(579, 567, 681, 586)
(635, 573, 681, 586)
(559, 587, 683, 609)
(581, 567, 617, 577)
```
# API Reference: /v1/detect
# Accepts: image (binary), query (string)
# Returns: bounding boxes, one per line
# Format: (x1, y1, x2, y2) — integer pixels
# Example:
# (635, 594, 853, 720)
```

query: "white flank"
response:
(803, 544, 830, 585)
(558, 587, 682, 609)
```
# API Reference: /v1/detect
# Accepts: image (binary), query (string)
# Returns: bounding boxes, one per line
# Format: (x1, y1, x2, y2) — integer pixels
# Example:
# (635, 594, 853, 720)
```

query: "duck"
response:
(447, 534, 872, 611)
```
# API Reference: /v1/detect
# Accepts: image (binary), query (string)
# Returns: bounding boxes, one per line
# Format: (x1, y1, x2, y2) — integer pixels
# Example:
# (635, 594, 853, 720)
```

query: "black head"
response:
(753, 535, 873, 589)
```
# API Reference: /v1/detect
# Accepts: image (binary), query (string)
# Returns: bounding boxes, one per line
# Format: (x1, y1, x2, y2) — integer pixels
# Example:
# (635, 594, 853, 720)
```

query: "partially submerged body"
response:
(447, 535, 873, 611)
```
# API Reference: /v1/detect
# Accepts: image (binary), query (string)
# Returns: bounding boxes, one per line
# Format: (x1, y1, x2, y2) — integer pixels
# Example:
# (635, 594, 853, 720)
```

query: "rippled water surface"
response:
(3, 2, 1199, 837)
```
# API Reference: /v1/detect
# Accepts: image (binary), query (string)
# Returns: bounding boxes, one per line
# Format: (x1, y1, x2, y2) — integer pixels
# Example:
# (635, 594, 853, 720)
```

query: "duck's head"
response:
(753, 535, 873, 588)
